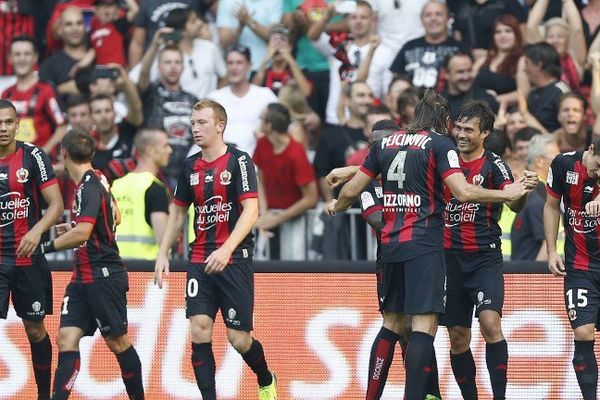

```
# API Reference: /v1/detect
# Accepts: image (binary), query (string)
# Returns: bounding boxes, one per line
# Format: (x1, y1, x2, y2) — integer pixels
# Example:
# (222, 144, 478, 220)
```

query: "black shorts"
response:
(439, 250, 504, 328)
(0, 257, 53, 322)
(564, 269, 600, 330)
(376, 261, 384, 312)
(380, 251, 446, 315)
(59, 274, 129, 337)
(186, 262, 254, 331)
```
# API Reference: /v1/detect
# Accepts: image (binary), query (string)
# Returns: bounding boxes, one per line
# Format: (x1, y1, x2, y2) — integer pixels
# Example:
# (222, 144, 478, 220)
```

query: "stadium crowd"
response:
(2, 0, 599, 262)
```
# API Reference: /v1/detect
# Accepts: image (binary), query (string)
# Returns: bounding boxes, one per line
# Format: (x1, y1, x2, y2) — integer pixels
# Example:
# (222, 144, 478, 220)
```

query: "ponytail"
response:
(406, 89, 449, 135)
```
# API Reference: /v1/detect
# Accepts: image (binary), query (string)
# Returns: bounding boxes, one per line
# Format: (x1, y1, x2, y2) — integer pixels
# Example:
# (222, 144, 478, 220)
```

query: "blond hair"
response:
(193, 99, 228, 128)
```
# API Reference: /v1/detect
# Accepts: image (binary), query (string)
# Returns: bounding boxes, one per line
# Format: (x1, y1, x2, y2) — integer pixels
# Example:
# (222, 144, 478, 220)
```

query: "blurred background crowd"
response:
(0, 0, 590, 262)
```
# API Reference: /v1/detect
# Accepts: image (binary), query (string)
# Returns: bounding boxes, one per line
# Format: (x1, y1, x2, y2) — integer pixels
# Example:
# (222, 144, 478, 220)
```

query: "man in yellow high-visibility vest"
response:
(112, 129, 171, 259)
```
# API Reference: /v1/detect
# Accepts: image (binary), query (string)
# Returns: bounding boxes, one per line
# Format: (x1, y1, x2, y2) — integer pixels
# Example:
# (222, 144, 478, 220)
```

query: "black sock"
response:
(30, 333, 52, 399)
(366, 327, 399, 400)
(51, 351, 80, 400)
(450, 349, 478, 400)
(241, 339, 272, 387)
(424, 347, 441, 398)
(486, 340, 508, 400)
(191, 342, 216, 400)
(116, 346, 144, 400)
(573, 340, 598, 400)
(404, 331, 434, 400)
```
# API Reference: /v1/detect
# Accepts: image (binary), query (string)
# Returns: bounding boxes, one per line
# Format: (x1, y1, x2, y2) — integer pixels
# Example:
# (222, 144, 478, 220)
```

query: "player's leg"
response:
(447, 326, 477, 400)
(187, 264, 219, 400)
(572, 323, 597, 400)
(403, 252, 445, 400)
(104, 334, 144, 400)
(14, 260, 53, 400)
(479, 310, 507, 400)
(226, 328, 275, 388)
(52, 326, 85, 400)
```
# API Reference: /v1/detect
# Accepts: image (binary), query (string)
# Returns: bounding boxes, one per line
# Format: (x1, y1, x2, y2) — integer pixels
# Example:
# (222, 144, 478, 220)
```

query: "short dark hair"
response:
(0, 99, 18, 117)
(89, 93, 114, 110)
(484, 129, 510, 156)
(456, 101, 495, 134)
(523, 42, 561, 79)
(372, 119, 399, 132)
(367, 104, 391, 116)
(226, 43, 251, 62)
(10, 35, 37, 53)
(264, 103, 291, 133)
(443, 50, 474, 71)
(514, 126, 542, 143)
(407, 89, 450, 134)
(66, 94, 90, 110)
(62, 129, 96, 163)
(397, 87, 421, 112)
(557, 91, 587, 110)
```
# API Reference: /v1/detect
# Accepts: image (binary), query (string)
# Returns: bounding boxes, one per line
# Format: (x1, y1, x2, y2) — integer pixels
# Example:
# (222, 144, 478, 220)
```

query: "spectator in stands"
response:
(511, 134, 560, 261)
(128, 0, 200, 68)
(472, 14, 523, 107)
(89, 93, 137, 181)
(396, 87, 421, 128)
(453, 0, 527, 58)
(309, 1, 393, 116)
(66, 94, 93, 132)
(113, 129, 171, 260)
(252, 25, 312, 97)
(521, 42, 571, 133)
(346, 103, 393, 167)
(278, 80, 321, 149)
(90, 0, 139, 67)
(138, 29, 198, 189)
(384, 75, 414, 122)
(3, 36, 67, 153)
(254, 103, 317, 260)
(40, 6, 95, 100)
(217, 0, 282, 72)
(555, 92, 598, 152)
(526, 0, 586, 91)
(513, 126, 543, 177)
(0, 0, 35, 93)
(313, 81, 372, 259)
(390, 0, 468, 89)
(441, 51, 498, 122)
(208, 44, 278, 156)
(581, 0, 600, 45)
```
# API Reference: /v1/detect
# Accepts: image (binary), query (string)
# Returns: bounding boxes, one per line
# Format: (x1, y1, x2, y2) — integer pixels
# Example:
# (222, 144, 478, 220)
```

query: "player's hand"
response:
(257, 211, 281, 231)
(503, 180, 528, 201)
(326, 199, 338, 215)
(521, 170, 539, 190)
(205, 246, 233, 275)
(154, 253, 170, 289)
(326, 166, 357, 189)
(585, 200, 600, 217)
(55, 222, 72, 237)
(17, 227, 42, 257)
(548, 251, 566, 277)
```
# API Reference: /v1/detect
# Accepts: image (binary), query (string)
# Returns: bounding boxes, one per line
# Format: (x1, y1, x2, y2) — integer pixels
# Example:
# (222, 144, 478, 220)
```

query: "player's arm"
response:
(326, 165, 360, 189)
(444, 172, 529, 204)
(544, 193, 566, 276)
(329, 169, 372, 214)
(366, 210, 383, 233)
(205, 197, 259, 275)
(154, 202, 188, 288)
(41, 222, 94, 252)
(17, 183, 64, 257)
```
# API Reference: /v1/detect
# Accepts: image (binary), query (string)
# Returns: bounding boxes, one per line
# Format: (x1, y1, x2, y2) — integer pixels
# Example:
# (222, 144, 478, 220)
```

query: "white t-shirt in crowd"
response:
(366, 0, 427, 54)
(207, 84, 278, 155)
(129, 39, 226, 99)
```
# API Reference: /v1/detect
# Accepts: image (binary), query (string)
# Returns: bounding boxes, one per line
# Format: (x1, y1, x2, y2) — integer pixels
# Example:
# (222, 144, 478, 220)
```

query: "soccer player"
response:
(154, 99, 277, 400)
(328, 89, 531, 400)
(39, 129, 144, 400)
(544, 135, 600, 400)
(442, 101, 537, 400)
(0, 99, 63, 400)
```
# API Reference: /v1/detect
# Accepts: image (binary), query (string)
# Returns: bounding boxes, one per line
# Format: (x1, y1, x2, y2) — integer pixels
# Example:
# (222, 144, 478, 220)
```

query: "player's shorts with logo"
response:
(60, 273, 129, 337)
(380, 251, 446, 314)
(0, 256, 53, 322)
(440, 249, 504, 328)
(186, 262, 254, 331)
(564, 268, 600, 330)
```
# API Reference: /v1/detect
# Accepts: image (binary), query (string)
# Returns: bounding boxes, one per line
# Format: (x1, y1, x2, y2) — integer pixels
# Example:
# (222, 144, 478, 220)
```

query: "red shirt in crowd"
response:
(0, 5, 34, 75)
(89, 14, 129, 67)
(2, 81, 65, 147)
(253, 135, 315, 209)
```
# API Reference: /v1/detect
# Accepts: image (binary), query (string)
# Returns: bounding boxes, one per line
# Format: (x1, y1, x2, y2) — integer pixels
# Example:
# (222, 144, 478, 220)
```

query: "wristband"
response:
(39, 240, 56, 254)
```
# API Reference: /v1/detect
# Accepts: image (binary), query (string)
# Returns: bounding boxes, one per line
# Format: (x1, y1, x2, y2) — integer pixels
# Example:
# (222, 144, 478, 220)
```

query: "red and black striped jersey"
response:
(443, 151, 513, 252)
(0, 142, 57, 267)
(173, 145, 258, 264)
(71, 170, 123, 283)
(0, 9, 34, 75)
(547, 151, 600, 271)
(360, 129, 462, 261)
(360, 180, 383, 262)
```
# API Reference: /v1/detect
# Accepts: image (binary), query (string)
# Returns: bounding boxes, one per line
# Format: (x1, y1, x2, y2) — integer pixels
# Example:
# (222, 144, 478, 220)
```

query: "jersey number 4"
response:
(387, 151, 407, 189)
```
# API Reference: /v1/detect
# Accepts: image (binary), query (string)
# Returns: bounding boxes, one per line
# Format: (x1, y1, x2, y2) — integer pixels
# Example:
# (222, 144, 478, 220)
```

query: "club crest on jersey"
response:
(566, 171, 579, 185)
(569, 309, 577, 321)
(220, 170, 232, 185)
(16, 168, 29, 183)
(472, 174, 484, 186)
(190, 173, 199, 186)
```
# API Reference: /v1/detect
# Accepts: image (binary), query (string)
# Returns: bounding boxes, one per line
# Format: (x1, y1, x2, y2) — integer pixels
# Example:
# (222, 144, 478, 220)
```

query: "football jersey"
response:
(547, 151, 600, 271)
(360, 180, 383, 262)
(360, 129, 462, 261)
(0, 142, 57, 267)
(443, 150, 513, 252)
(71, 170, 124, 283)
(174, 145, 258, 263)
